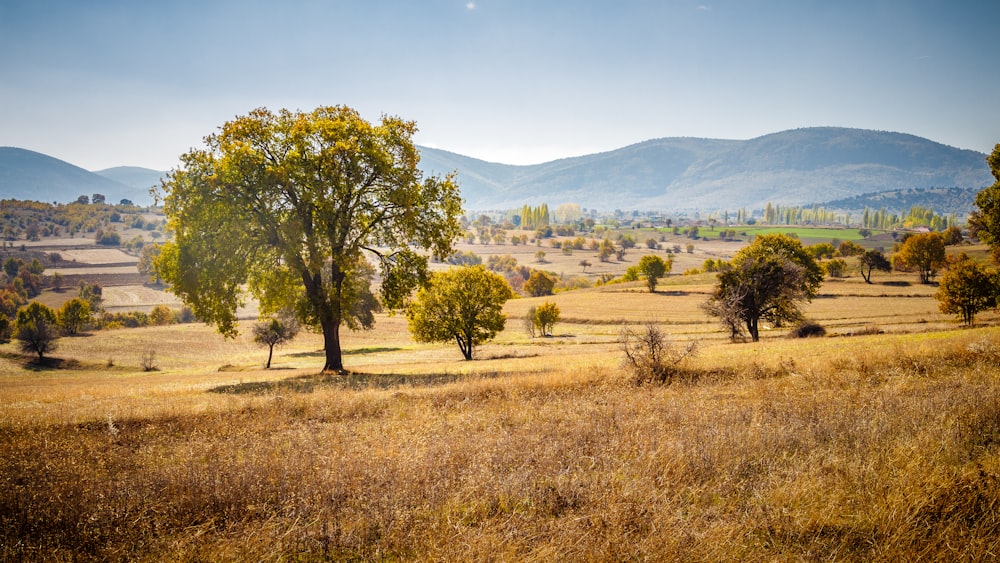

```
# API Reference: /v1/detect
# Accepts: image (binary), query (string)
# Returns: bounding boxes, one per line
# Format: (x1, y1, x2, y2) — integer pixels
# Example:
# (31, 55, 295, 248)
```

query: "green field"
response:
(725, 225, 869, 243)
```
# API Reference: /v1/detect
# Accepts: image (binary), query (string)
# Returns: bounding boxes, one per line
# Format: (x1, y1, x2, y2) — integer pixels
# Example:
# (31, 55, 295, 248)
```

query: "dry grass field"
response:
(3, 259, 1000, 561)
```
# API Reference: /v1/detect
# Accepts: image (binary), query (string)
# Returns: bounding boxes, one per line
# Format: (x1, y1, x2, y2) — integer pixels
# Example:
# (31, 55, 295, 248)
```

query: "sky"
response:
(1, 0, 997, 172)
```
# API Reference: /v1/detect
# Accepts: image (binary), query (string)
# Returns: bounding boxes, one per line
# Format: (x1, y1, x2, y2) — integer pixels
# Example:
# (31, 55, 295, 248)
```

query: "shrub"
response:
(788, 321, 826, 339)
(619, 323, 697, 385)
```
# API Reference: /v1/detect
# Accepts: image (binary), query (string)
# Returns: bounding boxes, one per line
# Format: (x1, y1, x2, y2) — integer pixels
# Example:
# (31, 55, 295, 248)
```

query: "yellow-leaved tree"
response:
(156, 106, 464, 373)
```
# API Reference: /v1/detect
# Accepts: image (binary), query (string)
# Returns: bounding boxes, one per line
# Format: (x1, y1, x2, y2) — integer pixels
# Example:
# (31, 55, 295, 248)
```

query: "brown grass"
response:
(3, 257, 1000, 561)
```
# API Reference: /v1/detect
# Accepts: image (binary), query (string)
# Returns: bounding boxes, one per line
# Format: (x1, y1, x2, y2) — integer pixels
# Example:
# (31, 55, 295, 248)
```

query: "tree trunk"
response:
(322, 319, 344, 373)
(266, 345, 274, 369)
(748, 317, 760, 342)
(457, 333, 473, 360)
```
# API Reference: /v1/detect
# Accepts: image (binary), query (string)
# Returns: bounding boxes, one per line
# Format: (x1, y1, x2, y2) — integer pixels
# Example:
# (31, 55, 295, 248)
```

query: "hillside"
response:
(417, 127, 992, 211)
(818, 186, 982, 218)
(0, 148, 158, 206)
(94, 166, 167, 203)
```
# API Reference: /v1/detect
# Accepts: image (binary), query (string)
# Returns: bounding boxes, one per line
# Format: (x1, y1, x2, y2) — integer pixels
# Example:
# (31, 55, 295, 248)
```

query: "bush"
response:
(619, 323, 696, 385)
(788, 321, 826, 339)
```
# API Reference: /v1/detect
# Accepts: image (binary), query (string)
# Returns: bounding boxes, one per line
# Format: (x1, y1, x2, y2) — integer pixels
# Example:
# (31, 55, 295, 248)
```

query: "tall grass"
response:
(2, 327, 999, 560)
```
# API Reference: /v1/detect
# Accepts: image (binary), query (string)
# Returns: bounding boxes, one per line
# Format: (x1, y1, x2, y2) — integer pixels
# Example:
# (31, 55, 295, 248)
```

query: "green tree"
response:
(703, 234, 822, 342)
(935, 257, 999, 326)
(635, 254, 671, 292)
(56, 297, 92, 335)
(858, 250, 891, 284)
(897, 232, 946, 283)
(155, 106, 463, 373)
(407, 265, 514, 360)
(137, 243, 162, 284)
(824, 258, 847, 278)
(523, 270, 556, 297)
(15, 302, 59, 360)
(533, 301, 560, 337)
(597, 239, 615, 262)
(252, 314, 301, 368)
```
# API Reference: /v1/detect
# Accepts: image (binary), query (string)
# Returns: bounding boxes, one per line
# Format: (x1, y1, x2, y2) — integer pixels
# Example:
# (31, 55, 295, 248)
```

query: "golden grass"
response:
(2, 271, 1000, 561)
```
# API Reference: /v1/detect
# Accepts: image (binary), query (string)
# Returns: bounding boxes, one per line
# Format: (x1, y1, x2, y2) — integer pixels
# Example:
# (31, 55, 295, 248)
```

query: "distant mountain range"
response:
(1, 127, 992, 212)
(0, 147, 164, 206)
(417, 127, 993, 211)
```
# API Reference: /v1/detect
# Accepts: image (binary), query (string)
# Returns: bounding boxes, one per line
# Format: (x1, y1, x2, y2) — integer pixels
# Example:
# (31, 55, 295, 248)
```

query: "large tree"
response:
(156, 106, 463, 372)
(407, 265, 514, 360)
(970, 143, 1000, 261)
(703, 234, 823, 342)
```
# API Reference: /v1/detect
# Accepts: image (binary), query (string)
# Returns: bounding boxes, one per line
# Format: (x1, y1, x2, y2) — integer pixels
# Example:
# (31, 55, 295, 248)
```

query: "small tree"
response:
(15, 302, 59, 360)
(597, 239, 615, 262)
(858, 250, 891, 284)
(252, 315, 301, 368)
(636, 254, 671, 292)
(137, 243, 162, 284)
(935, 257, 999, 326)
(533, 301, 560, 337)
(407, 265, 514, 360)
(56, 298, 92, 335)
(524, 305, 537, 338)
(897, 232, 946, 283)
(824, 258, 847, 278)
(523, 270, 556, 297)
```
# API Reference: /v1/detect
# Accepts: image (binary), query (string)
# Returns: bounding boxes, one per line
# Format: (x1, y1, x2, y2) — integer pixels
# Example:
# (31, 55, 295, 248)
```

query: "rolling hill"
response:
(0, 147, 160, 206)
(1, 127, 992, 211)
(416, 127, 992, 211)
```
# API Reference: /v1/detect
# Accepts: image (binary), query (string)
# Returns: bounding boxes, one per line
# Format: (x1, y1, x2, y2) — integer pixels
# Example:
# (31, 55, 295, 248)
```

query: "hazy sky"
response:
(1, 0, 997, 171)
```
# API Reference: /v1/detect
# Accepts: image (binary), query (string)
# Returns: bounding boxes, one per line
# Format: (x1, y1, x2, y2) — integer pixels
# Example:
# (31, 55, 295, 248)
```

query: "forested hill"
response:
(818, 187, 983, 218)
(417, 127, 992, 211)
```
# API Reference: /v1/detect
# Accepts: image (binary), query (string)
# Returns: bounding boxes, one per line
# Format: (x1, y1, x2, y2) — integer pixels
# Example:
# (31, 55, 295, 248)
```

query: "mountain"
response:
(94, 166, 167, 203)
(1, 127, 992, 212)
(0, 147, 160, 206)
(416, 127, 992, 211)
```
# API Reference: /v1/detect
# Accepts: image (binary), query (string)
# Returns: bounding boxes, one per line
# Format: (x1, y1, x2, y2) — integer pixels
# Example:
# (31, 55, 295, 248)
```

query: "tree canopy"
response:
(407, 265, 514, 360)
(155, 106, 463, 372)
(970, 143, 1000, 260)
(703, 234, 822, 342)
